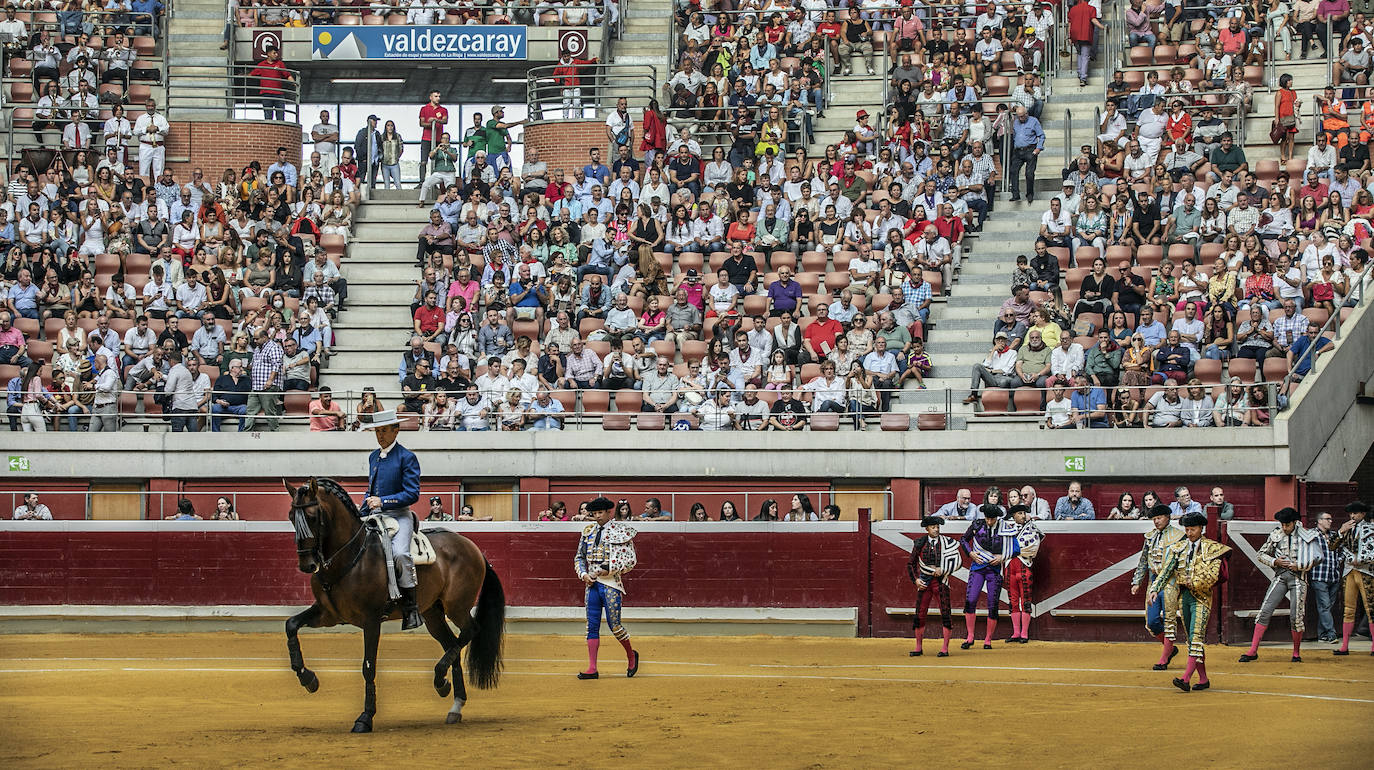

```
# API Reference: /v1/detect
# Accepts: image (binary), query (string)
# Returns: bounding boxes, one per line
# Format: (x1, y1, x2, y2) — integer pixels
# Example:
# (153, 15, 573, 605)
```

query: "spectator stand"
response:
(4, 10, 169, 166)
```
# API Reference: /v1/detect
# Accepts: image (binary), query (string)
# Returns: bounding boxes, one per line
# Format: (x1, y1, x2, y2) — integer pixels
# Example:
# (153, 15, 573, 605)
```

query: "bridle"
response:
(288, 488, 370, 592)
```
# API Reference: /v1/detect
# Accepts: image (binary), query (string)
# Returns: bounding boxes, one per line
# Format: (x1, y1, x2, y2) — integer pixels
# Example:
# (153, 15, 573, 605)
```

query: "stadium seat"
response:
(916, 413, 947, 431)
(1262, 358, 1290, 382)
(880, 414, 911, 431)
(614, 390, 643, 412)
(1227, 358, 1257, 382)
(1012, 389, 1044, 415)
(602, 413, 631, 430)
(810, 413, 840, 431)
(580, 389, 610, 418)
(978, 388, 1011, 415)
(1194, 358, 1223, 384)
(637, 412, 665, 430)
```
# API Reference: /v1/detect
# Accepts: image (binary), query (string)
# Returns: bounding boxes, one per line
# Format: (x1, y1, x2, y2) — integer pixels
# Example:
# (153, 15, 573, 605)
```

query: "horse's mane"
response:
(312, 477, 361, 519)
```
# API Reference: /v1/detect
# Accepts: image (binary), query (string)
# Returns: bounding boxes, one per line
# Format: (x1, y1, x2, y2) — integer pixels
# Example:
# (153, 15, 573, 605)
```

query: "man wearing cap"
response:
(1132, 504, 1187, 669)
(999, 504, 1045, 643)
(1241, 507, 1321, 663)
(485, 106, 522, 171)
(907, 514, 962, 657)
(1150, 512, 1231, 692)
(353, 114, 382, 190)
(961, 504, 1007, 649)
(574, 496, 640, 680)
(1008, 106, 1044, 203)
(964, 330, 1018, 404)
(361, 408, 424, 630)
(1334, 501, 1374, 655)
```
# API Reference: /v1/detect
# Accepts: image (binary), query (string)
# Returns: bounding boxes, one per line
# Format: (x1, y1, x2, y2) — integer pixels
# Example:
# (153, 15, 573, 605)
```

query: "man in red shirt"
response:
(248, 47, 293, 122)
(934, 202, 965, 274)
(551, 51, 597, 119)
(418, 90, 449, 184)
(412, 289, 445, 343)
(1068, 0, 1107, 86)
(801, 303, 842, 365)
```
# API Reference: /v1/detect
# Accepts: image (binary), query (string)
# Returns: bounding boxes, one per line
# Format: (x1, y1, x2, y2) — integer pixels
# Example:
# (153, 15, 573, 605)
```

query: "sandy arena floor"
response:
(2, 632, 1372, 768)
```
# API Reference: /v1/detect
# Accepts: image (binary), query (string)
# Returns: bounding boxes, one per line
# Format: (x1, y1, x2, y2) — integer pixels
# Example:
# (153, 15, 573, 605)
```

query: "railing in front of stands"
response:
(167, 63, 302, 122)
(1, 487, 867, 521)
(2, 381, 1306, 434)
(524, 62, 657, 129)
(1278, 256, 1372, 397)
(228, 5, 604, 28)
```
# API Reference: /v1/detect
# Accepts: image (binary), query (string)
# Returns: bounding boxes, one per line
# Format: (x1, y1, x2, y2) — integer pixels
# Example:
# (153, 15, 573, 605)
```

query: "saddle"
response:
(368, 514, 437, 565)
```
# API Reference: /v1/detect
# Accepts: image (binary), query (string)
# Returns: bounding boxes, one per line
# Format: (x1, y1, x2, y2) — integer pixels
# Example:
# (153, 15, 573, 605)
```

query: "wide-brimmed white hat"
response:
(362, 409, 402, 428)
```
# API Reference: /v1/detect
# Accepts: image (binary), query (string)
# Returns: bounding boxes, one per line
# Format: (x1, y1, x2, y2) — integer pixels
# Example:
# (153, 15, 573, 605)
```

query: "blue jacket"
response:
(366, 443, 421, 512)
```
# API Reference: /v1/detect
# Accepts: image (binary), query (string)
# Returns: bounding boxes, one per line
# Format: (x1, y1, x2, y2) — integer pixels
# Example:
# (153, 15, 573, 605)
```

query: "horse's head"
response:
(285, 478, 323, 574)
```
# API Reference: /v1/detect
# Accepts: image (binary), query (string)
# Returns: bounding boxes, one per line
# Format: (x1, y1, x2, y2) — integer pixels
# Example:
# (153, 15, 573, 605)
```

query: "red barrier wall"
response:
(0, 524, 865, 611)
(0, 520, 1292, 644)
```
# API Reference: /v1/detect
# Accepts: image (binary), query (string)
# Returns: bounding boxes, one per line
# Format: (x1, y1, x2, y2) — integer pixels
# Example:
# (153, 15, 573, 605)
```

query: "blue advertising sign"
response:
(312, 25, 528, 61)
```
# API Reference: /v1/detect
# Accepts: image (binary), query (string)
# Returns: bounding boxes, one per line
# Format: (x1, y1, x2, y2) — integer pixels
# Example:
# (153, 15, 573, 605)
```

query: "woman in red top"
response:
(1274, 73, 1300, 162)
(639, 98, 667, 167)
(1165, 99, 1192, 144)
(725, 209, 756, 246)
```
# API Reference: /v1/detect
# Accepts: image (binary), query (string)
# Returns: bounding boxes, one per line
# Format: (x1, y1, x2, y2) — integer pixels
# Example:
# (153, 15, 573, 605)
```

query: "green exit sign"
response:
(1064, 455, 1085, 473)
(8, 455, 31, 472)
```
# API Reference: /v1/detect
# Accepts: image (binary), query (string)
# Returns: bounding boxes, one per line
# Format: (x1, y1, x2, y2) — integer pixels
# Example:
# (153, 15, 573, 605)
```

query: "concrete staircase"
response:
(613, 0, 673, 83)
(318, 189, 428, 398)
(164, 0, 237, 120)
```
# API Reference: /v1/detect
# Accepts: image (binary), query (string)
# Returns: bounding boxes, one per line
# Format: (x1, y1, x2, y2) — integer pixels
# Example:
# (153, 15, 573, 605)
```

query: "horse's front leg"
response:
(351, 621, 382, 733)
(286, 604, 324, 693)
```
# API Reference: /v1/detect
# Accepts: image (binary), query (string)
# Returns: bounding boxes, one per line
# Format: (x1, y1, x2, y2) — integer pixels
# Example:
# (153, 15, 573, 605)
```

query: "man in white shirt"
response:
(863, 338, 900, 410)
(1135, 101, 1169, 163)
(1122, 140, 1153, 182)
(455, 385, 492, 431)
(913, 225, 954, 288)
(964, 331, 1019, 403)
(90, 353, 121, 432)
(173, 271, 208, 319)
(311, 110, 340, 168)
(1050, 334, 1085, 381)
(1170, 302, 1205, 361)
(133, 98, 169, 180)
(1305, 132, 1338, 180)
(1041, 193, 1073, 247)
(163, 351, 211, 432)
(142, 266, 174, 320)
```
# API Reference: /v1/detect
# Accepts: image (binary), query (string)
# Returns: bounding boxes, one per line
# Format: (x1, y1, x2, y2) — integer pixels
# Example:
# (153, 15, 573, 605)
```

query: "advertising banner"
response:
(312, 25, 528, 61)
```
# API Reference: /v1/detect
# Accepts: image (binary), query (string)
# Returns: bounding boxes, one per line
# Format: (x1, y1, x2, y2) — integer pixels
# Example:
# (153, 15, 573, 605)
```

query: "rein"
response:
(293, 498, 374, 593)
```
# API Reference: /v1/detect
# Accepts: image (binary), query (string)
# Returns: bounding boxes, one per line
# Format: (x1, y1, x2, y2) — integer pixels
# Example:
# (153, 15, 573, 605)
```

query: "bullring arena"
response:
(7, 0, 1374, 766)
(4, 513, 1374, 766)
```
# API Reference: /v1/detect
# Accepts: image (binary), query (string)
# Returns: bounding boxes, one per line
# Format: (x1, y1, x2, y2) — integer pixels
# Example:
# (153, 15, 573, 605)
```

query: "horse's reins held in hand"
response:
(292, 498, 373, 594)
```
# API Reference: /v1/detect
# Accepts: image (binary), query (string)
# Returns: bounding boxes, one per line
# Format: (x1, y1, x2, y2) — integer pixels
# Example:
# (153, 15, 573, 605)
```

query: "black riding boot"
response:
(400, 586, 423, 630)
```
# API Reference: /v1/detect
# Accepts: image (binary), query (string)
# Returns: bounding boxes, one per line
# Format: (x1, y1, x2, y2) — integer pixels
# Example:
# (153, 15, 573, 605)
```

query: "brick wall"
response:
(164, 120, 303, 179)
(522, 118, 643, 179)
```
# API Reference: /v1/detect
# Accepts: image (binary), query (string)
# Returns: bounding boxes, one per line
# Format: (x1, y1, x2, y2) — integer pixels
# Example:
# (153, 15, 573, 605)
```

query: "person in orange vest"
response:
(1317, 86, 1350, 149)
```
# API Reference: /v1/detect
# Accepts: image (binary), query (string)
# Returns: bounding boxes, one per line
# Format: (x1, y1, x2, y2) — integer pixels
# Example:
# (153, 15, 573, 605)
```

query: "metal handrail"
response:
(2, 487, 862, 522)
(1278, 259, 1372, 396)
(229, 6, 603, 27)
(165, 63, 302, 122)
(524, 63, 656, 126)
(8, 380, 1301, 434)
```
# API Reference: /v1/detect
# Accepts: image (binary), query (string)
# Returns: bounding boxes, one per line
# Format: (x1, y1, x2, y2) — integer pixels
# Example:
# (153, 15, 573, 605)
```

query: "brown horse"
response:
(283, 477, 504, 732)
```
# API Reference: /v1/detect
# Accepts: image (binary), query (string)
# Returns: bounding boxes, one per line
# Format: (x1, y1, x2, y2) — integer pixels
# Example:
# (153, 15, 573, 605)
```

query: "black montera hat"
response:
(1274, 507, 1301, 524)
(586, 496, 615, 513)
(1180, 512, 1207, 528)
(921, 515, 944, 528)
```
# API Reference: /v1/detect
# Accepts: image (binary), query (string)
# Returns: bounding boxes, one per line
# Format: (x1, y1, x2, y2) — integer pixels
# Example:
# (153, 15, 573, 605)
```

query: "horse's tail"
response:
(466, 561, 505, 690)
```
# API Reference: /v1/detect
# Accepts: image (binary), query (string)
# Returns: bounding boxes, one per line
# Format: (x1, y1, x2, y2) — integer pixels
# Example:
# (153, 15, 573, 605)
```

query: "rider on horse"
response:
(361, 408, 423, 630)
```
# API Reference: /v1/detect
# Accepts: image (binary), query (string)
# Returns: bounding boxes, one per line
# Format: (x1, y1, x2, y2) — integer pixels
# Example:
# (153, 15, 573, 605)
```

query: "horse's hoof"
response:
(299, 669, 320, 693)
(436, 679, 451, 698)
(445, 712, 462, 724)
(351, 716, 373, 733)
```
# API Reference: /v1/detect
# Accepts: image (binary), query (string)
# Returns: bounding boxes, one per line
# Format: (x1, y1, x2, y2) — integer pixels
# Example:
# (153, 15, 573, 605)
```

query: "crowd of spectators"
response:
(959, 1, 1373, 426)
(930, 481, 1236, 521)
(232, 0, 615, 28)
(535, 492, 841, 521)
(385, 3, 1064, 431)
(2, 33, 354, 431)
